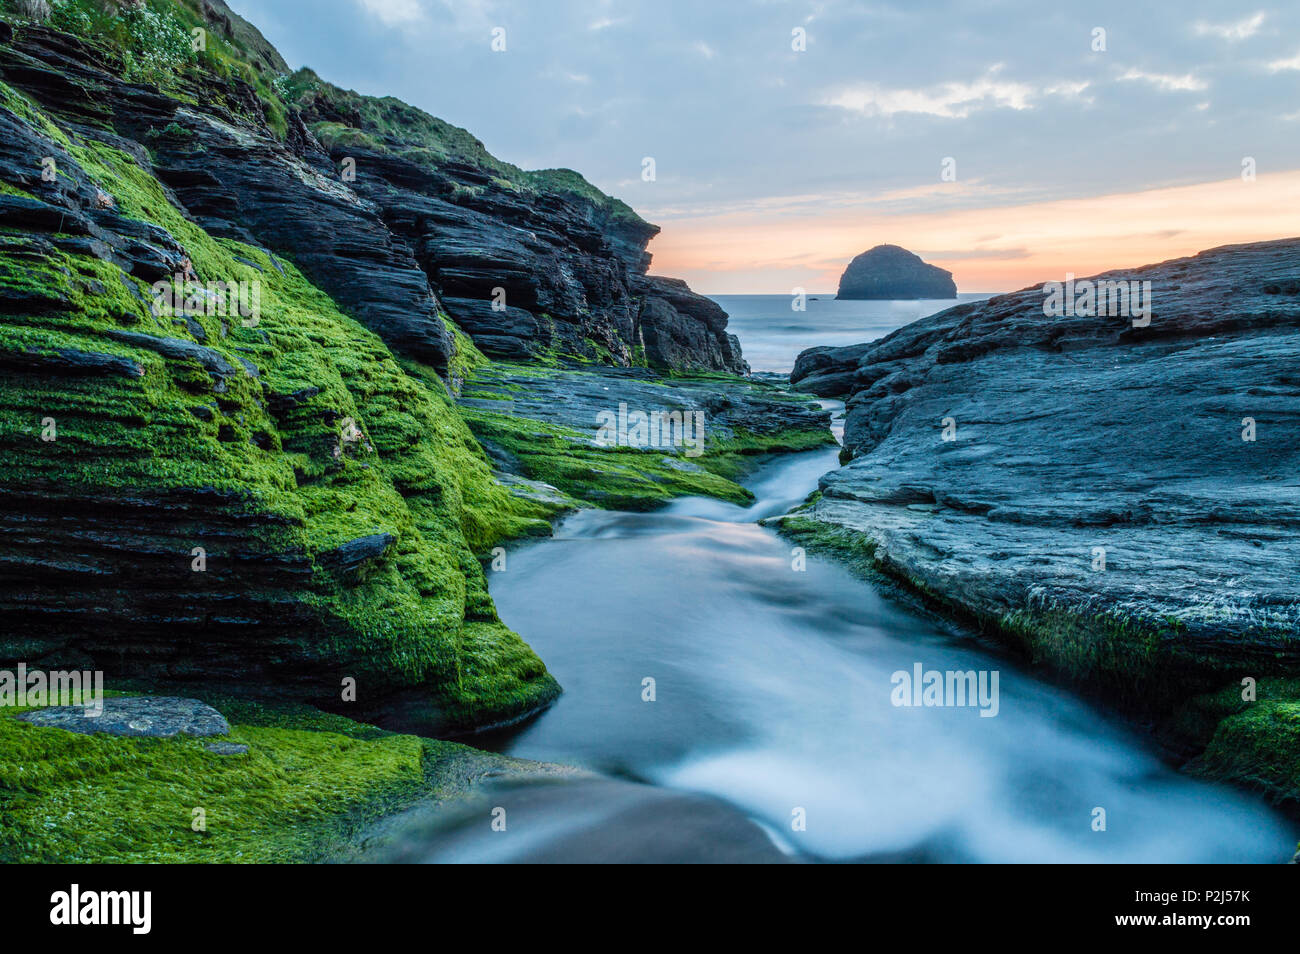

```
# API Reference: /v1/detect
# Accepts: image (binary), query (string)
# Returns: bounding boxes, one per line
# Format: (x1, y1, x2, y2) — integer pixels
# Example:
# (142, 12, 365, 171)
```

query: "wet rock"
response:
(635, 276, 747, 373)
(318, 532, 395, 577)
(18, 696, 231, 738)
(460, 364, 830, 451)
(102, 330, 243, 378)
(790, 238, 1300, 692)
(0, 346, 145, 378)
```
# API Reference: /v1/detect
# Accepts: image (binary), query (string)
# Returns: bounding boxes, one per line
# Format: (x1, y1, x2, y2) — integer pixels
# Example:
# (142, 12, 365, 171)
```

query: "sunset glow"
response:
(647, 170, 1300, 294)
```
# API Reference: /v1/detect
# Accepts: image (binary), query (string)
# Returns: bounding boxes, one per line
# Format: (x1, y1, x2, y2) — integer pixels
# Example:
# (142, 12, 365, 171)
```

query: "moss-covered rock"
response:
(459, 363, 837, 510)
(0, 689, 563, 862)
(0, 78, 561, 733)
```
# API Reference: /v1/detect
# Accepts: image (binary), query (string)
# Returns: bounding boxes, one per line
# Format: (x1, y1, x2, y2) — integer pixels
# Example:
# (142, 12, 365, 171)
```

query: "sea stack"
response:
(836, 245, 957, 300)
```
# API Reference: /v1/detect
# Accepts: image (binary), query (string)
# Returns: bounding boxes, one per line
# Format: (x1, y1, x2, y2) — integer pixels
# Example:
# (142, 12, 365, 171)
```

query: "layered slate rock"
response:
(288, 71, 745, 372)
(457, 363, 835, 510)
(788, 239, 1300, 695)
(836, 245, 956, 300)
(461, 365, 830, 448)
(0, 27, 455, 370)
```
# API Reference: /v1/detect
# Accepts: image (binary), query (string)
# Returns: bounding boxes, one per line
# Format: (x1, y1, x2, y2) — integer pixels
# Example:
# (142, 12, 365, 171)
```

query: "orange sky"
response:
(646, 170, 1300, 294)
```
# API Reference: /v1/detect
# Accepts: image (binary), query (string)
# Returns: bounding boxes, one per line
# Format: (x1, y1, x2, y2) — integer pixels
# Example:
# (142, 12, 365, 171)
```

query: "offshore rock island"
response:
(836, 244, 957, 300)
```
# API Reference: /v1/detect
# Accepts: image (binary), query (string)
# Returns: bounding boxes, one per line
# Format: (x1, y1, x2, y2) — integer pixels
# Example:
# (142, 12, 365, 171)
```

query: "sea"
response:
(709, 292, 995, 374)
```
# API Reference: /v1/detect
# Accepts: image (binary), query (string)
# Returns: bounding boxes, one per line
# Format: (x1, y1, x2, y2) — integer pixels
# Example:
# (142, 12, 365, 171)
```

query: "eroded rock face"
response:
(836, 245, 956, 300)
(290, 81, 746, 374)
(790, 239, 1300, 695)
(0, 50, 562, 734)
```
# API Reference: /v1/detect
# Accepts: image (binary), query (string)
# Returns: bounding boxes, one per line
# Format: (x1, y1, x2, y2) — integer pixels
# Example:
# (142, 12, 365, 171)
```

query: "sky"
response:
(230, 0, 1300, 293)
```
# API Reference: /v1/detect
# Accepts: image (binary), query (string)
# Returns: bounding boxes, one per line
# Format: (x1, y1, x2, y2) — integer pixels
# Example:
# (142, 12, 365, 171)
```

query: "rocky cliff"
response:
(786, 239, 1300, 799)
(283, 68, 745, 373)
(836, 244, 956, 300)
(0, 0, 766, 736)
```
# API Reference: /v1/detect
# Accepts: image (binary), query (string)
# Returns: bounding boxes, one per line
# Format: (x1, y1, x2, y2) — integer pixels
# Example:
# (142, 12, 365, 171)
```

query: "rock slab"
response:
(791, 238, 1300, 690)
(18, 696, 231, 738)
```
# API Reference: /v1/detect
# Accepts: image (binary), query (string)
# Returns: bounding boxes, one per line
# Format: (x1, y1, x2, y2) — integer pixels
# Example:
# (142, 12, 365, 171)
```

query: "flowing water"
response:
(467, 445, 1295, 862)
(391, 300, 1295, 863)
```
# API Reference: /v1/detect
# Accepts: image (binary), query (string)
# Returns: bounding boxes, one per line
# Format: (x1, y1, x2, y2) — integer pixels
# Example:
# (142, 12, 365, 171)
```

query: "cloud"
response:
(356, 0, 425, 26)
(1192, 13, 1265, 41)
(821, 67, 1093, 120)
(1118, 68, 1208, 92)
(823, 66, 1037, 119)
(1266, 50, 1300, 72)
(648, 170, 1300, 294)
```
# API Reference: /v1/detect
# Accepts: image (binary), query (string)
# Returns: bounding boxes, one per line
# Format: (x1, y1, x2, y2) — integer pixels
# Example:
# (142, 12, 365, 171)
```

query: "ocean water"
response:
(710, 293, 994, 373)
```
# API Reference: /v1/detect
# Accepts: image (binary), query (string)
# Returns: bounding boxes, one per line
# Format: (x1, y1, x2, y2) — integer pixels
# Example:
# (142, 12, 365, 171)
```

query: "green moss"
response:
(0, 81, 75, 149)
(1182, 679, 1300, 805)
(0, 692, 489, 863)
(459, 400, 833, 511)
(442, 320, 490, 390)
(775, 515, 882, 577)
(461, 406, 748, 509)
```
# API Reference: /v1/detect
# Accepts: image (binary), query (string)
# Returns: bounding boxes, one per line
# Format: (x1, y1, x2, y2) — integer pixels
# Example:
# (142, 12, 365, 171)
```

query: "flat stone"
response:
(18, 696, 231, 738)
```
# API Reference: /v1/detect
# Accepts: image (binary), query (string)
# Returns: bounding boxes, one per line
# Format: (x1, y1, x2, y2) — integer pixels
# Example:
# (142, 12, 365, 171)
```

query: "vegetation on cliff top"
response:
(283, 67, 649, 228)
(3, 0, 292, 135)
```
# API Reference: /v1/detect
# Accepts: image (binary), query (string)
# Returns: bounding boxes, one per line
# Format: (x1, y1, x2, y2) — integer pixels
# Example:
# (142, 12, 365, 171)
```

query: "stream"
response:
(403, 413, 1295, 862)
